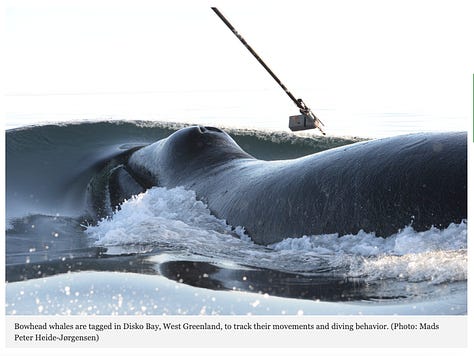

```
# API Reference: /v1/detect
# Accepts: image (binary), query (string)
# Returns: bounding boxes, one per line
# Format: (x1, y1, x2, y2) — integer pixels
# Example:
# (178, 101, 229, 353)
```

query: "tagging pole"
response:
(211, 7, 325, 134)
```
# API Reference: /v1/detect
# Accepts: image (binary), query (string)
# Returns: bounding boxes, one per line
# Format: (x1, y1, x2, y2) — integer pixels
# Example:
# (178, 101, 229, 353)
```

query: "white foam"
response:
(86, 186, 252, 250)
(348, 250, 467, 284)
(271, 223, 467, 284)
(85, 186, 467, 285)
(271, 223, 467, 256)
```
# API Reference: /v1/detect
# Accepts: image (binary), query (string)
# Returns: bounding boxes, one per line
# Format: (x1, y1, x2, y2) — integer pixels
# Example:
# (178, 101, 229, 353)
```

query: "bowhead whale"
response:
(87, 126, 467, 245)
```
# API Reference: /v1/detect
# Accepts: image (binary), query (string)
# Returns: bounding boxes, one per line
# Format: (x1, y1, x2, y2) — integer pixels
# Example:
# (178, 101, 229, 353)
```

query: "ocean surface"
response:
(5, 120, 467, 315)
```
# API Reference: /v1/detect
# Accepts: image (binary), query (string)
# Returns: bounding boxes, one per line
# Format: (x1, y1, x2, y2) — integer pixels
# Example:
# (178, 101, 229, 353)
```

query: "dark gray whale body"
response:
(97, 126, 467, 245)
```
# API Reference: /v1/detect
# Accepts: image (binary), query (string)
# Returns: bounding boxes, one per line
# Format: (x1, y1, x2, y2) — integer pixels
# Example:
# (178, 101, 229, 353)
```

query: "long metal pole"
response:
(211, 7, 301, 108)
(211, 7, 325, 134)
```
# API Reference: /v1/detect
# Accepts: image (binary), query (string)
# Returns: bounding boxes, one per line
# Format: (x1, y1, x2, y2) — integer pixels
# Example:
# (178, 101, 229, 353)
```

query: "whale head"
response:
(128, 126, 253, 186)
(164, 126, 251, 163)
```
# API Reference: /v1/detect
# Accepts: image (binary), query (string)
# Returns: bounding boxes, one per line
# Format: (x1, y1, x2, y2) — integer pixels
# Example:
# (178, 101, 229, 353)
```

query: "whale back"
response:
(119, 128, 467, 245)
(174, 131, 467, 244)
